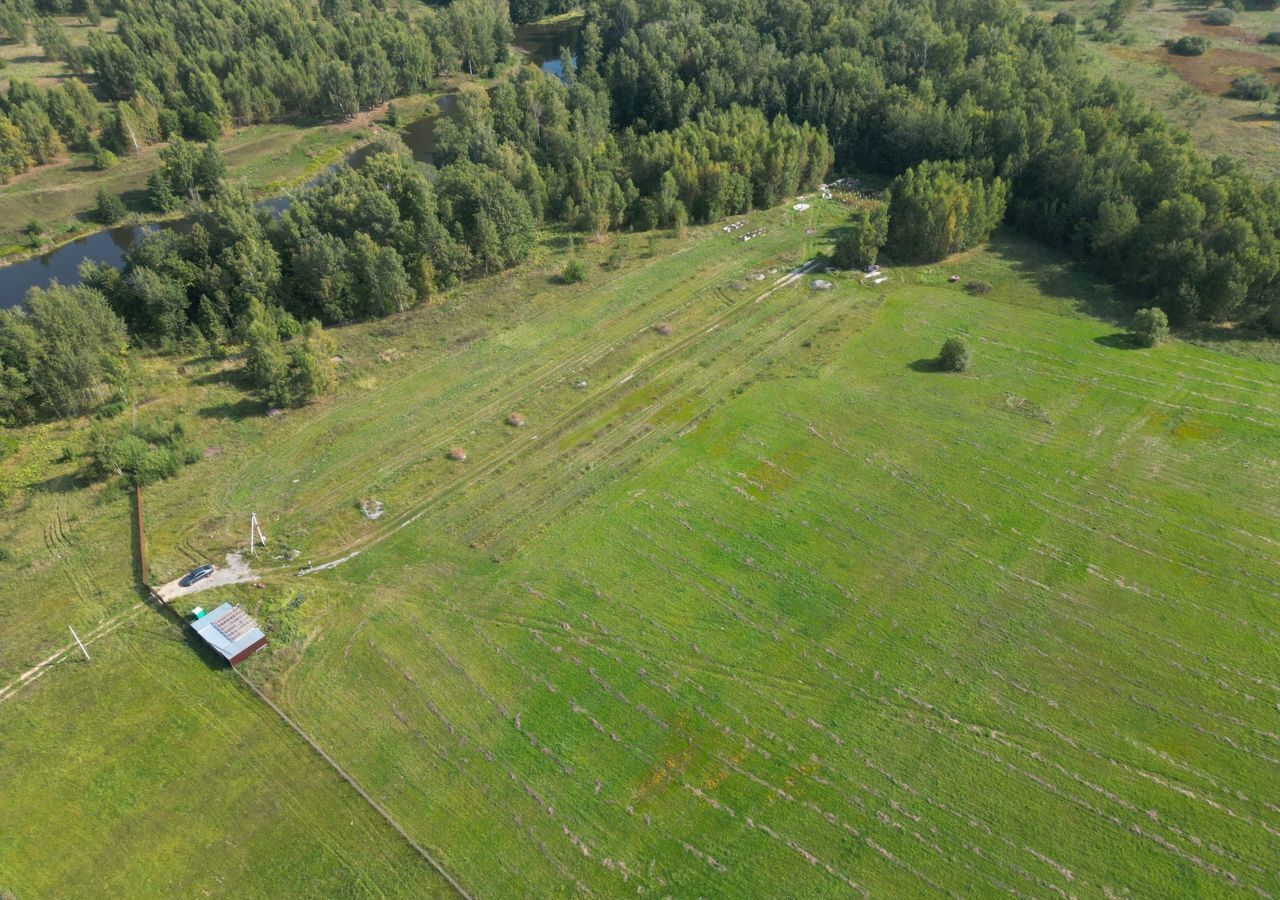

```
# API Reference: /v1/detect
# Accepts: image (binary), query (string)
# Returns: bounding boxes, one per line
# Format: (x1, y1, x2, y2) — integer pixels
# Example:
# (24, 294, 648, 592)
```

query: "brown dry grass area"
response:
(1150, 46, 1280, 95)
(1180, 16, 1264, 45)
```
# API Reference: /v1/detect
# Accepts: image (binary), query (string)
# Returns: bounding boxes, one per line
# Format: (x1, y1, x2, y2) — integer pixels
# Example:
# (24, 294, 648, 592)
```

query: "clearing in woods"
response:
(1, 201, 1279, 896)
(1043, 0, 1280, 171)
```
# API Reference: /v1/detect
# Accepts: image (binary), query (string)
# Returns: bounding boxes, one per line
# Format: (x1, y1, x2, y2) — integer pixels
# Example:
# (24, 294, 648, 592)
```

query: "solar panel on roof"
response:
(212, 606, 257, 642)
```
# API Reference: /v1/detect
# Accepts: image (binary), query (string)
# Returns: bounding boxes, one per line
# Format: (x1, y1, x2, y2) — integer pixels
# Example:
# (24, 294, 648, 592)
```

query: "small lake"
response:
(513, 17, 582, 79)
(0, 17, 580, 311)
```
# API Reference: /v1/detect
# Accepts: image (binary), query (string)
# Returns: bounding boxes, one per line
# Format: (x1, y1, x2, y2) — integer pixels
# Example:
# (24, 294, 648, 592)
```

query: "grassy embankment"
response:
(3, 198, 1279, 895)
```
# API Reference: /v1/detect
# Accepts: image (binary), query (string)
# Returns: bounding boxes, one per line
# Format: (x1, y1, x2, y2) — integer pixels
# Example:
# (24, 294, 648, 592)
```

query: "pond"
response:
(513, 16, 582, 80)
(0, 16, 581, 310)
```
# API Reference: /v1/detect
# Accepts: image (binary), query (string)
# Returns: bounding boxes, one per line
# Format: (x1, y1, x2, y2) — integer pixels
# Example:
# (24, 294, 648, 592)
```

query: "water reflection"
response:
(513, 17, 581, 80)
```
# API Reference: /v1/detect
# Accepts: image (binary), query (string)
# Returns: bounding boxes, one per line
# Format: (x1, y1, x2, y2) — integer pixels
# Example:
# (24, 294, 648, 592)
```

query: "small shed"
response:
(191, 602, 267, 666)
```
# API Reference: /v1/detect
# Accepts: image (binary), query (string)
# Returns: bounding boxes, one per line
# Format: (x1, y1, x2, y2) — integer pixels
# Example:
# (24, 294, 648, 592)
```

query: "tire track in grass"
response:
(0, 603, 145, 703)
(720, 471, 1280, 870)
(601, 448, 1280, 885)
(320, 252, 811, 526)
(290, 260, 821, 576)
(252, 233, 787, 527)
(453, 275, 840, 555)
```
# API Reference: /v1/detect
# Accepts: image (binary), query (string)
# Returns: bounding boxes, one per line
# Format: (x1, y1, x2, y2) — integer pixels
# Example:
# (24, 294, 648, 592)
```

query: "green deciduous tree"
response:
(242, 300, 291, 406)
(1131, 307, 1169, 347)
(33, 16, 72, 61)
(936, 336, 972, 372)
(833, 203, 889, 270)
(0, 282, 128, 421)
(888, 162, 1006, 262)
(95, 187, 127, 224)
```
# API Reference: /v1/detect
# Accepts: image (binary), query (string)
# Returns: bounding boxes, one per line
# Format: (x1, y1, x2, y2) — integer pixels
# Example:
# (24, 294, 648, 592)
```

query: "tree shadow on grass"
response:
(189, 369, 233, 386)
(27, 470, 91, 495)
(908, 357, 943, 372)
(199, 397, 268, 420)
(120, 188, 151, 214)
(1094, 332, 1139, 350)
(984, 230, 1127, 324)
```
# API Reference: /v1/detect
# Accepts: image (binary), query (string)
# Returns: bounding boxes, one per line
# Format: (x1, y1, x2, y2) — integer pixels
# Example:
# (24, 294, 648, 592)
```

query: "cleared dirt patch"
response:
(1181, 15, 1267, 45)
(154, 552, 258, 602)
(1152, 47, 1280, 95)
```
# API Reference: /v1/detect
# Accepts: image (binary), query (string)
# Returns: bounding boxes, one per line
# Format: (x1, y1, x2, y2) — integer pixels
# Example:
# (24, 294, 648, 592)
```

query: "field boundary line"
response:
(230, 669, 472, 898)
(130, 486, 470, 896)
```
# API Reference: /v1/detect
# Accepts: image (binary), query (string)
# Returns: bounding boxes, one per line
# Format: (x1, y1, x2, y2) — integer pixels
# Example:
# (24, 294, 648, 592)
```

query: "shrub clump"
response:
(561, 258, 587, 284)
(95, 187, 127, 224)
(1169, 35, 1209, 55)
(832, 202, 889, 269)
(86, 419, 197, 486)
(964, 280, 993, 295)
(1204, 7, 1234, 24)
(1228, 73, 1271, 101)
(937, 336, 972, 372)
(1262, 31, 1280, 46)
(1131, 307, 1169, 347)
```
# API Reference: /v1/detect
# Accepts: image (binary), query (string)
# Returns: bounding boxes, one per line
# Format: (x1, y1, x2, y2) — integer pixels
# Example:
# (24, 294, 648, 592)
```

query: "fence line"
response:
(134, 482, 148, 585)
(231, 670, 472, 898)
(132, 485, 470, 898)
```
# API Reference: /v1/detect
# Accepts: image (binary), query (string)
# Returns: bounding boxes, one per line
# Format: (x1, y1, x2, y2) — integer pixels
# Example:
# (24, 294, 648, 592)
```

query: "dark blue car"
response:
(179, 564, 215, 588)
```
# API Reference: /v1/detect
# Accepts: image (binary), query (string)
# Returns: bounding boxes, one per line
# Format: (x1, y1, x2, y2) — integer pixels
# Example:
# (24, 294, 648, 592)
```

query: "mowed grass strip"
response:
(4, 208, 1279, 896)
(218, 232, 1279, 895)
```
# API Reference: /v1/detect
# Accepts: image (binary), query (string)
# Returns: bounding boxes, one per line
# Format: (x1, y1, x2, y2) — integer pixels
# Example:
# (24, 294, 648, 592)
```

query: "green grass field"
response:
(0, 627, 454, 898)
(3, 202, 1279, 896)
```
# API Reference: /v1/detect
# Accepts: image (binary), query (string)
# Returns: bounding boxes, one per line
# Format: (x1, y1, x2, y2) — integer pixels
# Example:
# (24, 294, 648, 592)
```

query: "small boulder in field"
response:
(506, 412, 526, 427)
(654, 323, 672, 336)
(448, 446, 467, 461)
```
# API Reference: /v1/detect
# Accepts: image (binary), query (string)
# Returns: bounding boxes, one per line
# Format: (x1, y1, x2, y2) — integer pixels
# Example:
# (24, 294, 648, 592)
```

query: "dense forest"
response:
(576, 0, 1280, 328)
(2, 0, 1279, 427)
(0, 0, 513, 177)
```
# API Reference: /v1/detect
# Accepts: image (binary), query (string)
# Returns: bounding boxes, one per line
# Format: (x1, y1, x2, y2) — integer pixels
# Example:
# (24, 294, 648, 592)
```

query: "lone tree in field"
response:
(833, 202, 889, 270)
(937, 336, 972, 372)
(1130, 307, 1169, 347)
(95, 187, 127, 224)
(561, 257, 587, 284)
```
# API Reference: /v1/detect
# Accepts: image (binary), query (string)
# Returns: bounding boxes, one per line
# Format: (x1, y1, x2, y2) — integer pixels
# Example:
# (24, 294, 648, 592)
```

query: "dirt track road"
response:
(153, 553, 258, 603)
